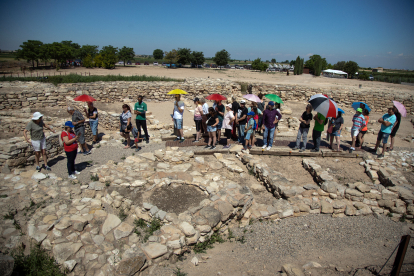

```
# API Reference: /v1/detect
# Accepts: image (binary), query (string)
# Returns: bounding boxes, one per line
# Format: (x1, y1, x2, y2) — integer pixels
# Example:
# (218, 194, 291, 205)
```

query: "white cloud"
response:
(387, 52, 392, 54)
(398, 53, 403, 56)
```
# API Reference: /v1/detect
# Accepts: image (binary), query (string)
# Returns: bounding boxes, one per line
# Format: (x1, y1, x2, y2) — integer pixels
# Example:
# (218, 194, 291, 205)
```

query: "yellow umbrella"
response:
(167, 89, 188, 95)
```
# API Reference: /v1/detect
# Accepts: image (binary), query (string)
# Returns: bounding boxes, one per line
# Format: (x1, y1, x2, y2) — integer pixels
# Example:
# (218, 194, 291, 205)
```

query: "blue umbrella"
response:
(338, 108, 345, 114)
(352, 102, 371, 112)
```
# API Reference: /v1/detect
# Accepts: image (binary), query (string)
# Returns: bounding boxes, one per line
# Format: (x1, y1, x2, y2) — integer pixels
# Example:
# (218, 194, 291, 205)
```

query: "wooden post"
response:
(391, 235, 411, 276)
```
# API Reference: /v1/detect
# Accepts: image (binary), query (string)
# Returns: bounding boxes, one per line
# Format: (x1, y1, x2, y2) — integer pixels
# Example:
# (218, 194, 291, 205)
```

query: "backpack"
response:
(253, 119, 257, 130)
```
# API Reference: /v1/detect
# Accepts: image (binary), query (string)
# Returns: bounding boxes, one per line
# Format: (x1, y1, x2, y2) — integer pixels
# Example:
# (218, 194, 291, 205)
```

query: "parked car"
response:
(135, 62, 140, 65)
(144, 61, 149, 65)
(211, 64, 217, 68)
(165, 64, 176, 68)
(225, 64, 230, 68)
(118, 61, 124, 64)
(153, 62, 158, 66)
(204, 64, 210, 68)
(162, 62, 167, 66)
(369, 75, 374, 81)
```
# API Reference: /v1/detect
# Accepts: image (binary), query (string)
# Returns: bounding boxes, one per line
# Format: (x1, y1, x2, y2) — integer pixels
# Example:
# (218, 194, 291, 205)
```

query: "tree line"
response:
(157, 48, 231, 69)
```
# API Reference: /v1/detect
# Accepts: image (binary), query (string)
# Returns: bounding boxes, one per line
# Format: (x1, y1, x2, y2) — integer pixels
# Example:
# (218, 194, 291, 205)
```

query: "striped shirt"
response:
(352, 114, 366, 130)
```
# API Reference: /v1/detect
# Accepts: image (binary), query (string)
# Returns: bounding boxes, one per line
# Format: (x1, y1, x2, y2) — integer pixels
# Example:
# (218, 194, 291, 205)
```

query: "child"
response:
(126, 126, 142, 152)
(356, 109, 369, 148)
(349, 108, 366, 153)
(294, 104, 313, 152)
(252, 107, 259, 147)
(244, 112, 255, 150)
(205, 107, 219, 150)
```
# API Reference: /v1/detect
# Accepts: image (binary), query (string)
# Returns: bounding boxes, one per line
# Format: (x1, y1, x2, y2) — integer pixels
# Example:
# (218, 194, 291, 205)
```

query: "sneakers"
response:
(192, 139, 199, 143)
(223, 145, 231, 149)
(266, 146, 272, 151)
(36, 166, 41, 171)
(377, 154, 384, 158)
(146, 140, 149, 144)
(45, 165, 52, 171)
(262, 145, 267, 149)
(349, 147, 355, 153)
(135, 147, 141, 152)
(310, 149, 319, 152)
(83, 150, 91, 155)
(74, 171, 80, 175)
(299, 149, 305, 152)
(179, 139, 185, 143)
(293, 146, 299, 150)
(210, 146, 216, 150)
(173, 138, 180, 142)
(204, 145, 211, 149)
(68, 175, 77, 179)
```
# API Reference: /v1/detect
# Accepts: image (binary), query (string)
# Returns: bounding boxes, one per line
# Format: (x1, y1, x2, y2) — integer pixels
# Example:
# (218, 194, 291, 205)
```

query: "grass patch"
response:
(193, 230, 224, 253)
(0, 194, 8, 198)
(0, 74, 183, 86)
(96, 144, 101, 148)
(400, 214, 407, 222)
(173, 268, 187, 276)
(248, 167, 255, 176)
(87, 160, 93, 164)
(227, 229, 235, 241)
(11, 244, 67, 276)
(4, 210, 16, 220)
(121, 156, 126, 160)
(105, 181, 111, 187)
(118, 208, 128, 222)
(387, 212, 393, 217)
(90, 174, 99, 181)
(133, 218, 162, 242)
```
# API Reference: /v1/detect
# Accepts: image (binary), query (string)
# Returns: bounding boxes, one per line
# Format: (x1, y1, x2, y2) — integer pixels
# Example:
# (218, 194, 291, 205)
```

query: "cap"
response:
(268, 101, 275, 106)
(32, 112, 43, 120)
(226, 103, 232, 108)
(64, 121, 74, 128)
(194, 97, 199, 102)
(247, 111, 255, 116)
(356, 108, 363, 113)
(240, 100, 246, 104)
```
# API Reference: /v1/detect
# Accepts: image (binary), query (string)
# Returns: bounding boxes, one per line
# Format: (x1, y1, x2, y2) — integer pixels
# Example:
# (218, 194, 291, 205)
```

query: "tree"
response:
(343, 61, 359, 78)
(118, 46, 135, 66)
(314, 56, 322, 76)
(252, 58, 268, 72)
(294, 56, 300, 75)
(271, 58, 276, 63)
(83, 54, 94, 68)
(100, 45, 118, 69)
(61, 41, 81, 60)
(326, 63, 334, 69)
(48, 42, 73, 68)
(164, 49, 179, 68)
(39, 43, 51, 67)
(79, 45, 99, 60)
(191, 51, 205, 68)
(333, 61, 346, 71)
(153, 49, 164, 60)
(305, 55, 327, 74)
(94, 54, 103, 68)
(300, 58, 304, 74)
(358, 71, 369, 80)
(177, 48, 192, 65)
(213, 49, 230, 69)
(15, 40, 43, 68)
(289, 60, 295, 66)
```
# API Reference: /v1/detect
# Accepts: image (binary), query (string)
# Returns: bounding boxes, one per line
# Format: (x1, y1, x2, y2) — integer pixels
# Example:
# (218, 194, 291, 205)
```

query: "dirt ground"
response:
(316, 158, 373, 185)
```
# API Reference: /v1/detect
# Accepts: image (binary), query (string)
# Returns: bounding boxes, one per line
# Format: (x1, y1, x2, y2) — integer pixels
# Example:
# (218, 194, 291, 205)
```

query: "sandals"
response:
(124, 146, 130, 149)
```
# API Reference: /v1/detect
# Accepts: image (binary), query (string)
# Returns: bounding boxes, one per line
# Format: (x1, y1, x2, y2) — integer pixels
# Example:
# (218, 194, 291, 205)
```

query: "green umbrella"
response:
(264, 94, 283, 104)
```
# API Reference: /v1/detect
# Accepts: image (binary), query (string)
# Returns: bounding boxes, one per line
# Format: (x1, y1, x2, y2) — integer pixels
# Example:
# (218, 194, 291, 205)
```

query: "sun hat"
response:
(268, 101, 275, 106)
(64, 121, 75, 128)
(247, 111, 255, 116)
(356, 108, 363, 113)
(226, 103, 232, 108)
(240, 100, 246, 104)
(31, 112, 43, 120)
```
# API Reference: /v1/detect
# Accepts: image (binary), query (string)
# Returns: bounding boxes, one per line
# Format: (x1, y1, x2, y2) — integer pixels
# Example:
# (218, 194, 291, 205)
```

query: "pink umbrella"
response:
(243, 94, 261, 103)
(393, 101, 407, 117)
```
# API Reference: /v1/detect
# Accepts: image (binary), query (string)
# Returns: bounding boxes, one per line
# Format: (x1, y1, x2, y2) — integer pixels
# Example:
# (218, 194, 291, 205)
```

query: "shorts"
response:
(332, 130, 341, 137)
(120, 123, 132, 133)
(225, 129, 232, 139)
(377, 131, 390, 144)
(245, 131, 253, 140)
(89, 120, 99, 135)
(31, 137, 46, 151)
(217, 121, 223, 129)
(174, 119, 183, 130)
(351, 129, 359, 137)
(390, 126, 399, 137)
(194, 119, 201, 132)
(74, 126, 85, 144)
(207, 125, 217, 132)
(360, 130, 367, 137)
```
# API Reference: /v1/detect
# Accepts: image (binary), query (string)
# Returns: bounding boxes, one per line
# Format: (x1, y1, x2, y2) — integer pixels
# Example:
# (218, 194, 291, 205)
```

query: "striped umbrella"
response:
(309, 94, 338, 118)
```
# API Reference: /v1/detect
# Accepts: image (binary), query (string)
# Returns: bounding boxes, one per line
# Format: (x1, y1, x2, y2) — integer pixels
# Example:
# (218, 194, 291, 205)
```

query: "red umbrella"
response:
(73, 94, 96, 102)
(206, 94, 227, 101)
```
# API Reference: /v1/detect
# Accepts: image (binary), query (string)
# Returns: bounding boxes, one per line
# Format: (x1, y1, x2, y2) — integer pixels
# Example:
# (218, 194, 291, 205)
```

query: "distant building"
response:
(372, 67, 383, 72)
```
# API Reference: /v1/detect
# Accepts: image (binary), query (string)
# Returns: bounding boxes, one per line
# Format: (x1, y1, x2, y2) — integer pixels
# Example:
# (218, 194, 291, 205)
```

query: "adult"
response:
(261, 101, 281, 150)
(222, 103, 235, 149)
(236, 100, 248, 145)
(311, 112, 326, 152)
(213, 100, 225, 145)
(389, 106, 401, 151)
(84, 101, 98, 145)
(231, 96, 239, 140)
(61, 121, 80, 179)
(119, 104, 132, 149)
(349, 108, 366, 153)
(173, 95, 185, 143)
(294, 104, 313, 152)
(24, 112, 55, 171)
(67, 106, 90, 154)
(329, 111, 344, 152)
(134, 95, 150, 144)
(200, 98, 209, 135)
(356, 109, 370, 148)
(257, 93, 266, 134)
(273, 103, 282, 139)
(193, 98, 203, 142)
(205, 107, 219, 150)
(374, 107, 396, 158)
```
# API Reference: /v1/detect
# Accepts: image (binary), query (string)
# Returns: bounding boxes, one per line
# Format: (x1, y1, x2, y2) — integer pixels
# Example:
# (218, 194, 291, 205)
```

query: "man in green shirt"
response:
(134, 95, 149, 144)
(311, 112, 326, 152)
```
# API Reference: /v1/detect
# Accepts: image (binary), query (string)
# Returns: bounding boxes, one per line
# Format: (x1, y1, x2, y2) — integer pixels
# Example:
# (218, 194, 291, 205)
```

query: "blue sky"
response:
(1, 0, 413, 69)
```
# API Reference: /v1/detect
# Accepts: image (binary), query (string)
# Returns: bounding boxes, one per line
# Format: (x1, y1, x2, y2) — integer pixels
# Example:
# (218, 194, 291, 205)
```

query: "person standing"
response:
(244, 112, 255, 150)
(261, 101, 281, 150)
(231, 96, 239, 140)
(294, 104, 313, 152)
(193, 98, 203, 142)
(257, 94, 265, 134)
(311, 112, 326, 152)
(205, 107, 219, 150)
(67, 106, 90, 154)
(213, 100, 225, 145)
(236, 100, 248, 145)
(173, 95, 185, 143)
(222, 103, 235, 149)
(61, 121, 80, 179)
(374, 107, 396, 158)
(349, 108, 366, 153)
(84, 101, 98, 145)
(356, 109, 370, 148)
(388, 106, 401, 151)
(329, 111, 344, 152)
(200, 98, 209, 135)
(24, 112, 55, 171)
(119, 104, 133, 149)
(134, 95, 150, 144)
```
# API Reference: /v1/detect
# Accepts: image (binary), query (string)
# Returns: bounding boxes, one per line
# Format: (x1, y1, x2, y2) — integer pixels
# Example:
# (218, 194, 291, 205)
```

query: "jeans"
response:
(136, 119, 149, 140)
(238, 125, 246, 144)
(312, 129, 322, 151)
(296, 127, 309, 150)
(263, 126, 275, 147)
(65, 150, 77, 175)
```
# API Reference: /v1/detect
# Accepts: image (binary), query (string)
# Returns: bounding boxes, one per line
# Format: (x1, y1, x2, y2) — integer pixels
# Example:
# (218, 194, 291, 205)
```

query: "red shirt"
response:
(61, 131, 78, 152)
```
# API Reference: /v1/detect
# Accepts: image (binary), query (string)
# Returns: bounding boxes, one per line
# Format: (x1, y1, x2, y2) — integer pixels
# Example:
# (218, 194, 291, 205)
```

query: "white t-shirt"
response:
(222, 111, 235, 130)
(120, 110, 132, 124)
(173, 101, 185, 119)
(202, 103, 209, 115)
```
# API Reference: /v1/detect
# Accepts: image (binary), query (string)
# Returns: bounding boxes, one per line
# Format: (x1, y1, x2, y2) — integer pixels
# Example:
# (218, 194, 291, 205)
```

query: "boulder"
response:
(102, 214, 121, 236)
(116, 255, 146, 276)
(142, 243, 168, 259)
(281, 263, 305, 276)
(199, 206, 221, 227)
(0, 255, 14, 276)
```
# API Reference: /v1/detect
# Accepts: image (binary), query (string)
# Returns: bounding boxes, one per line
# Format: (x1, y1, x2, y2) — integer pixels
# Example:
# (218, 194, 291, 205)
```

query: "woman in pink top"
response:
(222, 103, 235, 149)
(193, 98, 204, 142)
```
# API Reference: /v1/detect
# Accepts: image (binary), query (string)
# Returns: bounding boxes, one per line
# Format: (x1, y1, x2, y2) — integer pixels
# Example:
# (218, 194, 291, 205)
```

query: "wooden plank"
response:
(390, 235, 411, 276)
(322, 151, 359, 158)
(194, 149, 229, 155)
(162, 134, 195, 141)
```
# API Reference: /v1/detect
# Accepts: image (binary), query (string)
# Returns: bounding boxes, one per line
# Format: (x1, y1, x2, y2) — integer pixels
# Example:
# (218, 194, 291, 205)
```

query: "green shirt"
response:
(313, 113, 326, 132)
(26, 120, 45, 140)
(134, 102, 147, 120)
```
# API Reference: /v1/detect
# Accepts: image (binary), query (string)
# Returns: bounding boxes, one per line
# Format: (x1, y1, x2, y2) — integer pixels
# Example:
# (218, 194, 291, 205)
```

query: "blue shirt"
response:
(247, 118, 255, 134)
(380, 114, 396, 134)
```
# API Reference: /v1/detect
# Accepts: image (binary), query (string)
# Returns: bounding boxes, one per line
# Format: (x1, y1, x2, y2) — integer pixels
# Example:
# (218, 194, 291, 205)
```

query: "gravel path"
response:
(149, 214, 414, 276)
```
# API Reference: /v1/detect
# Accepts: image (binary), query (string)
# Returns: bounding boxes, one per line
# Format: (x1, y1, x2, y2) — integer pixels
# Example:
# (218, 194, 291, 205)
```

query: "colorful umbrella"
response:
(243, 94, 261, 103)
(338, 108, 345, 114)
(206, 94, 227, 101)
(352, 102, 371, 112)
(393, 101, 407, 117)
(73, 94, 96, 102)
(309, 94, 338, 118)
(264, 94, 283, 104)
(167, 89, 187, 95)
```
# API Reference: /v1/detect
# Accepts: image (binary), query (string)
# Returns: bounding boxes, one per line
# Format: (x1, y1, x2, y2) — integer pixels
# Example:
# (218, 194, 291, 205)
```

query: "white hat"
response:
(240, 100, 246, 104)
(32, 112, 43, 120)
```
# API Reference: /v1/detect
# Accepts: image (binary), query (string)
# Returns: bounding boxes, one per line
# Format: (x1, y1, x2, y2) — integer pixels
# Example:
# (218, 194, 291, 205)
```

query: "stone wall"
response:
(1, 79, 413, 113)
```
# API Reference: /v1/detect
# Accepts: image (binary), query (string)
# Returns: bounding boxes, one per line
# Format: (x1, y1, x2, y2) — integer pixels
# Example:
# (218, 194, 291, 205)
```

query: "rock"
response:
(72, 221, 87, 232)
(31, 172, 47, 181)
(102, 214, 122, 236)
(191, 256, 199, 266)
(0, 255, 14, 276)
(179, 222, 196, 237)
(321, 201, 333, 214)
(216, 201, 234, 221)
(229, 145, 244, 153)
(141, 243, 168, 259)
(116, 255, 146, 276)
(139, 152, 156, 161)
(345, 189, 363, 197)
(345, 205, 357, 216)
(214, 153, 223, 160)
(209, 162, 223, 170)
(273, 199, 294, 218)
(63, 260, 77, 272)
(382, 189, 398, 200)
(199, 206, 221, 227)
(114, 222, 134, 240)
(281, 263, 305, 276)
(303, 261, 322, 269)
(320, 181, 337, 193)
(55, 217, 72, 230)
(88, 181, 104, 191)
(195, 157, 204, 164)
(53, 242, 83, 264)
(355, 182, 370, 193)
(303, 184, 319, 190)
